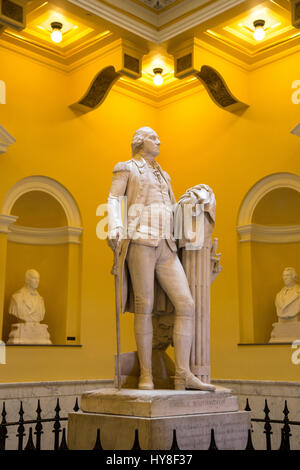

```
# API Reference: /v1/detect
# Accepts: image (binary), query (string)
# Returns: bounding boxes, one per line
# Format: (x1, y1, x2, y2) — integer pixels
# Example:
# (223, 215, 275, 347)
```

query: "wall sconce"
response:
(153, 67, 163, 86)
(51, 21, 63, 43)
(253, 19, 266, 41)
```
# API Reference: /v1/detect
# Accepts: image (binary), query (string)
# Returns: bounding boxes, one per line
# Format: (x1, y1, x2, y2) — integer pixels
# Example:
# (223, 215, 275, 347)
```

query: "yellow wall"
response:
(0, 37, 300, 383)
(0, 44, 157, 382)
(158, 48, 300, 381)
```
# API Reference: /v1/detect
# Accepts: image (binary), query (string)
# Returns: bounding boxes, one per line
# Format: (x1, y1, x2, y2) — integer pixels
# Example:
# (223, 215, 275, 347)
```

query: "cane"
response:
(113, 237, 121, 390)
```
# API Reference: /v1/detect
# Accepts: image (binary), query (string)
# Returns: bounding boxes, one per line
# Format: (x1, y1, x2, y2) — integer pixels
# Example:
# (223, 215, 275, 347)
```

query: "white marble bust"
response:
(9, 269, 45, 323)
(269, 267, 300, 343)
(7, 269, 52, 344)
(275, 267, 300, 321)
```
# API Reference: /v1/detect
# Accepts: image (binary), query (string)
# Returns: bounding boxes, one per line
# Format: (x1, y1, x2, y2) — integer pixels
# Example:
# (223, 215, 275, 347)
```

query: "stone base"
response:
(68, 387, 250, 450)
(7, 323, 52, 345)
(68, 410, 250, 450)
(269, 321, 300, 343)
(80, 387, 238, 417)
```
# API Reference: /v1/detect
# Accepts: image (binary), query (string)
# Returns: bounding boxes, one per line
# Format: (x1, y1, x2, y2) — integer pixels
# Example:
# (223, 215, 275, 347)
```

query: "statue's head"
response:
(283, 267, 298, 287)
(131, 127, 160, 158)
(25, 269, 40, 290)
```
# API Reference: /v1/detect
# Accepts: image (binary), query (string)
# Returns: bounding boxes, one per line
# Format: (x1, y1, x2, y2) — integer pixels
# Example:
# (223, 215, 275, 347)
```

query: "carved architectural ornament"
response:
(291, 122, 300, 136)
(291, 0, 300, 28)
(70, 40, 146, 113)
(0, 0, 26, 31)
(170, 38, 249, 114)
(70, 66, 121, 113)
(0, 125, 15, 154)
(196, 65, 249, 113)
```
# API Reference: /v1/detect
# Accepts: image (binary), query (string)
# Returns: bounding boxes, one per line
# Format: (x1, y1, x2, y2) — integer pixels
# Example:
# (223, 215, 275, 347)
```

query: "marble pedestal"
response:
(68, 388, 251, 450)
(7, 323, 52, 344)
(269, 321, 300, 343)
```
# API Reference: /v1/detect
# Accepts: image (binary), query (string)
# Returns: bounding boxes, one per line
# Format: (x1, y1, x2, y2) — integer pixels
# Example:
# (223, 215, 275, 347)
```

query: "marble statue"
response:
(269, 267, 300, 343)
(107, 126, 216, 391)
(7, 269, 52, 344)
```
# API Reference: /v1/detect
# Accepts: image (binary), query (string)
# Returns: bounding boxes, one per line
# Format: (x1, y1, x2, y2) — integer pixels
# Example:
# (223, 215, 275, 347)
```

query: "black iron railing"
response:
(0, 397, 79, 451)
(245, 398, 299, 451)
(0, 396, 299, 450)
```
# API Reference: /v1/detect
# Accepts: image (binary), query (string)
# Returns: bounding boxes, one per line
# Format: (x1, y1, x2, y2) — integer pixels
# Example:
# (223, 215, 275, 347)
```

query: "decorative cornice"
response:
(158, 0, 246, 42)
(237, 224, 300, 244)
(68, 0, 158, 43)
(0, 124, 16, 154)
(0, 214, 18, 234)
(114, 74, 201, 107)
(7, 225, 83, 245)
(67, 0, 246, 43)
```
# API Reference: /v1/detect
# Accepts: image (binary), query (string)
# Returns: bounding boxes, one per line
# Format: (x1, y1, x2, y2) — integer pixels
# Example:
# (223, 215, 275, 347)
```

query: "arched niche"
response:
(237, 173, 300, 343)
(0, 176, 83, 345)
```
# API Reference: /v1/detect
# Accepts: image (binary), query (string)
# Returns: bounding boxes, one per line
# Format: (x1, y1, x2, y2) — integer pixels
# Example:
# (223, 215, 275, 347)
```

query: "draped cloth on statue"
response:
(175, 185, 221, 383)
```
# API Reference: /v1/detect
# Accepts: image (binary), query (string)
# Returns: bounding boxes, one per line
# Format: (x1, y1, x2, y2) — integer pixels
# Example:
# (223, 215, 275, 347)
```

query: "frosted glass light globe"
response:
(153, 73, 163, 86)
(51, 29, 62, 43)
(253, 20, 266, 41)
(253, 26, 265, 41)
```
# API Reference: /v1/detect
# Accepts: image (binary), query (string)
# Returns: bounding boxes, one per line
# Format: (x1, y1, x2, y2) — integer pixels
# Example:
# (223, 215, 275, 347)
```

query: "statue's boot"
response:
(173, 315, 216, 392)
(135, 313, 154, 390)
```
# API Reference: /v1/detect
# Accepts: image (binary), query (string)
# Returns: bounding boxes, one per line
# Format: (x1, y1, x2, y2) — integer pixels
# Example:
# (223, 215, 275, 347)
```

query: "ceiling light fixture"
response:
(253, 19, 266, 41)
(51, 21, 63, 43)
(153, 67, 163, 86)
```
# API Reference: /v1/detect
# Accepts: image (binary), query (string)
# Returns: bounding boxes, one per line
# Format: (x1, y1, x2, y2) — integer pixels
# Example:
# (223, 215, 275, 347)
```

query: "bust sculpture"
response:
(107, 126, 216, 391)
(275, 267, 300, 320)
(269, 267, 300, 343)
(7, 269, 52, 344)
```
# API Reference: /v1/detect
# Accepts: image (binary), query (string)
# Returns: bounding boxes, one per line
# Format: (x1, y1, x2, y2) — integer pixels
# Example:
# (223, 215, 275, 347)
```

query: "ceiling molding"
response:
(67, 0, 247, 43)
(67, 0, 159, 42)
(114, 74, 202, 107)
(104, 0, 158, 23)
(158, 0, 246, 42)
(136, 0, 178, 10)
(237, 224, 300, 243)
(0, 32, 121, 73)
